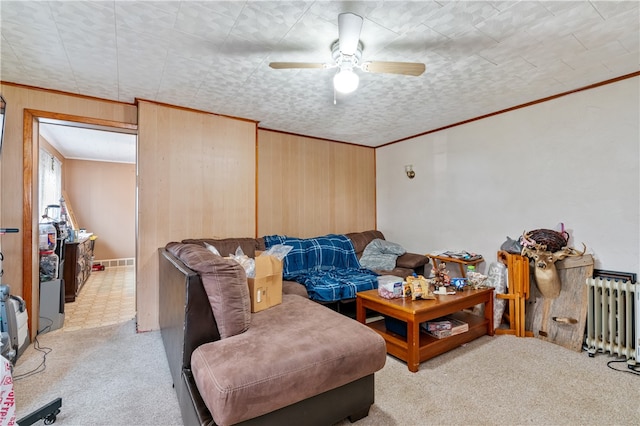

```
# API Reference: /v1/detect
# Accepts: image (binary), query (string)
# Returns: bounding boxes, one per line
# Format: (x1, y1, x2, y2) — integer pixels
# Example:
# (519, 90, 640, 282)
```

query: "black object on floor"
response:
(17, 397, 62, 425)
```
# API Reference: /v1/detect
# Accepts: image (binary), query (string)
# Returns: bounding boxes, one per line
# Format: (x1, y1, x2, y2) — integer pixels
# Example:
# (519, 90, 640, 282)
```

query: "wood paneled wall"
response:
(257, 130, 376, 238)
(137, 101, 256, 330)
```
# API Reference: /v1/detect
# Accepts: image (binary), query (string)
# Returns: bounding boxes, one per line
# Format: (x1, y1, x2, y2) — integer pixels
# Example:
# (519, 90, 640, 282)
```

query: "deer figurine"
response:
(520, 231, 586, 299)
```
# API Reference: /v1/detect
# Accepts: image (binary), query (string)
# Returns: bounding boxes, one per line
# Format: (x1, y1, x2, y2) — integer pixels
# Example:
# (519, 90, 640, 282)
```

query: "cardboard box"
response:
(247, 254, 283, 312)
(423, 319, 453, 332)
(422, 316, 468, 339)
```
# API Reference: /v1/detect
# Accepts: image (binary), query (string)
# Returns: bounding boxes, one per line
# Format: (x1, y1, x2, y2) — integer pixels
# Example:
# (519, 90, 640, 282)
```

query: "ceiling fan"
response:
(269, 12, 426, 95)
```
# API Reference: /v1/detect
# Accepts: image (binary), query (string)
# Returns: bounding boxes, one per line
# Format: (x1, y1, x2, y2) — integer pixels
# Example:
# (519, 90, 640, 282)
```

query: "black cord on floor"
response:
(606, 357, 640, 376)
(13, 329, 53, 381)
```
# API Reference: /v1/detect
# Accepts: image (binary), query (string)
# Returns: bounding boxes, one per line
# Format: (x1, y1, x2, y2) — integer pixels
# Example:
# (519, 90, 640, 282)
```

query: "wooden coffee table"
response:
(356, 288, 494, 372)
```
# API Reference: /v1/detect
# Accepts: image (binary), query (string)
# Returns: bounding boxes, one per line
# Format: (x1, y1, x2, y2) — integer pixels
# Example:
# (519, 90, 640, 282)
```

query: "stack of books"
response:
(421, 316, 468, 339)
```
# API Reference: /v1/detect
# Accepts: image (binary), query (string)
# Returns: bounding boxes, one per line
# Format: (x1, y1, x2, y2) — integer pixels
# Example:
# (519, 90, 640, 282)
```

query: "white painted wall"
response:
(376, 77, 639, 277)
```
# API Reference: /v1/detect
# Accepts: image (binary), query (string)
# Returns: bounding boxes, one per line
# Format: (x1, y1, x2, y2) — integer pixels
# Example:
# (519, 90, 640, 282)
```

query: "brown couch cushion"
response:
(191, 294, 386, 425)
(282, 280, 308, 298)
(167, 243, 251, 339)
(181, 237, 263, 258)
(396, 252, 429, 269)
(345, 230, 385, 255)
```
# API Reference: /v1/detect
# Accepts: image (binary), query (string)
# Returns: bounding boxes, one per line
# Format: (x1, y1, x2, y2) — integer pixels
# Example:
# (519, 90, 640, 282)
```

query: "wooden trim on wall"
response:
(1, 81, 136, 107)
(378, 71, 640, 148)
(134, 97, 259, 125)
(22, 109, 137, 335)
(259, 128, 369, 148)
(255, 124, 260, 238)
(26, 109, 138, 132)
(22, 110, 34, 336)
(373, 148, 377, 228)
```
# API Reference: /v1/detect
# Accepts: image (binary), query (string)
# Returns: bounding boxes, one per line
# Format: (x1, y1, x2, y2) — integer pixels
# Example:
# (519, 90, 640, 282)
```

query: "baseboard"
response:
(93, 258, 135, 268)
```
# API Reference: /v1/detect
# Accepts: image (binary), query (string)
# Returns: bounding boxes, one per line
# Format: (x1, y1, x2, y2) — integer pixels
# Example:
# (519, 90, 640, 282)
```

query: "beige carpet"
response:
(13, 319, 640, 425)
(13, 320, 182, 425)
(336, 335, 640, 425)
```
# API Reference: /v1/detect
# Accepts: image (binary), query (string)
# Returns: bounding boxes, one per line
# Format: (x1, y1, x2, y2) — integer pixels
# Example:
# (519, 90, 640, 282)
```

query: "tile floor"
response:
(62, 265, 136, 331)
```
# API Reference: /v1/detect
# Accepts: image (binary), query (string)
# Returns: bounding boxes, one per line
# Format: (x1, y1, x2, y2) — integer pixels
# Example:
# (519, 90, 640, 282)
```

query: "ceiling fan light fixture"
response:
(333, 69, 359, 94)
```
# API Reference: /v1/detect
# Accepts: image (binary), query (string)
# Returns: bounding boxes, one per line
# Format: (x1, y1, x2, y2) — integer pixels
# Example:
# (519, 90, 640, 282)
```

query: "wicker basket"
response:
(525, 228, 568, 252)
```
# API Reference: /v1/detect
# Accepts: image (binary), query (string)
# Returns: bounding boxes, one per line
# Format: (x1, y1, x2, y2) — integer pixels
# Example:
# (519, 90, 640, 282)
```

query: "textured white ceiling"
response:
(1, 1, 639, 148)
(39, 123, 137, 164)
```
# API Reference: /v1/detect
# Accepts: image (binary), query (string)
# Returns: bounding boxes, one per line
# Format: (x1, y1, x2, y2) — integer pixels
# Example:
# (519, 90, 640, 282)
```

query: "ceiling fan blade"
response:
(361, 61, 426, 76)
(338, 13, 363, 55)
(269, 62, 327, 70)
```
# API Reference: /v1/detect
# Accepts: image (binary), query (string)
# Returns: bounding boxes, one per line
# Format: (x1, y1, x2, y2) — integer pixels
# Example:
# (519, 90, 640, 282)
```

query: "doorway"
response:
(22, 110, 137, 336)
(39, 122, 137, 331)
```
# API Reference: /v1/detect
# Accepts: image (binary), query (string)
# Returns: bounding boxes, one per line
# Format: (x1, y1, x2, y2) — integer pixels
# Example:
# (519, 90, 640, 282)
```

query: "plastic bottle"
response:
(466, 265, 476, 276)
(39, 222, 57, 252)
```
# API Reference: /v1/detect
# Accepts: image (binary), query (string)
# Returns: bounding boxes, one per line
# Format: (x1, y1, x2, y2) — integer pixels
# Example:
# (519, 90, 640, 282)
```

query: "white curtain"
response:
(39, 148, 62, 218)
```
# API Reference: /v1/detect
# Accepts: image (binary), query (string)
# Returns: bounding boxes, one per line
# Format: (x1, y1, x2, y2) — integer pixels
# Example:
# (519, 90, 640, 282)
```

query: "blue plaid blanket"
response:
(264, 234, 378, 302)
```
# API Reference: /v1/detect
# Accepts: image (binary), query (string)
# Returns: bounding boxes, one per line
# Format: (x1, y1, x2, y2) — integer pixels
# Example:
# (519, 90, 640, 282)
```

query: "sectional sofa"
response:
(159, 243, 387, 425)
(158, 230, 427, 424)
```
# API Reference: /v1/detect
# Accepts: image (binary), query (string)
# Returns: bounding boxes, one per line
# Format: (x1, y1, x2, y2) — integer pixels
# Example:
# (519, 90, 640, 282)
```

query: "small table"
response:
(426, 254, 485, 277)
(356, 288, 494, 372)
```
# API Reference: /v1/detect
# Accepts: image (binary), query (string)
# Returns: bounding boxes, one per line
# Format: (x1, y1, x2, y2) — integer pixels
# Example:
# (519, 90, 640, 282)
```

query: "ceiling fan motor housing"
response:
(331, 40, 363, 70)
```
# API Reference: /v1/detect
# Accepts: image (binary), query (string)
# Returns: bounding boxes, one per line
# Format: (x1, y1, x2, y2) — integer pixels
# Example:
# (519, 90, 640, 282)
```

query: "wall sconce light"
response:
(405, 164, 415, 179)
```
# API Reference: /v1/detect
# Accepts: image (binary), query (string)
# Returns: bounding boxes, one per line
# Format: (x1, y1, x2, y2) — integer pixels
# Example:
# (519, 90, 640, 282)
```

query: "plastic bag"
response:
(467, 271, 488, 288)
(261, 244, 293, 261)
(484, 262, 507, 330)
(230, 246, 256, 278)
(500, 236, 522, 254)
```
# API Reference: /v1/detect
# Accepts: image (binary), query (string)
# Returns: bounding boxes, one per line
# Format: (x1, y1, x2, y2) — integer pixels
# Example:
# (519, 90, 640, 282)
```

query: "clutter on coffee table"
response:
(426, 250, 485, 278)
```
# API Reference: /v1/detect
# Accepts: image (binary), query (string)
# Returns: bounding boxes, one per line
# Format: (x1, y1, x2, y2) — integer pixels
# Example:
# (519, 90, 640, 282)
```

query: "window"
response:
(39, 148, 62, 218)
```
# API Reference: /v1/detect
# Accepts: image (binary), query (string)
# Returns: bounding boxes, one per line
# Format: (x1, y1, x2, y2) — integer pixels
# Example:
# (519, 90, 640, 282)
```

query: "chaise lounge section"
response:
(159, 242, 387, 425)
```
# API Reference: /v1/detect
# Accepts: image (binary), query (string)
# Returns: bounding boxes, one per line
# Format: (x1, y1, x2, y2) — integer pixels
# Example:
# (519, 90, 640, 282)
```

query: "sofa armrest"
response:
(396, 252, 429, 270)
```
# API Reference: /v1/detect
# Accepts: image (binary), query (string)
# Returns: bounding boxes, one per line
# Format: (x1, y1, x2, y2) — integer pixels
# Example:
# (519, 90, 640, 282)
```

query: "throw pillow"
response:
(166, 243, 251, 338)
(359, 238, 406, 271)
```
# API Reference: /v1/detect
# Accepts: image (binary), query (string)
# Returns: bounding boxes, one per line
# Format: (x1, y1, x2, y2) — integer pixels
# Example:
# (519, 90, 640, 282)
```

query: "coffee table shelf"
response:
(357, 288, 494, 372)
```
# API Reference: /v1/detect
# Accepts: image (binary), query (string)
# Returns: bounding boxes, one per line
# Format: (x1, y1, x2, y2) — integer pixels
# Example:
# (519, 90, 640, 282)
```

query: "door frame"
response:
(22, 109, 137, 335)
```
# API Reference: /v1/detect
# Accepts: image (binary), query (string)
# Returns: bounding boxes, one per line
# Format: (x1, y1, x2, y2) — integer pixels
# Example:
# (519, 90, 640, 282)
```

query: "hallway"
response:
(62, 265, 135, 331)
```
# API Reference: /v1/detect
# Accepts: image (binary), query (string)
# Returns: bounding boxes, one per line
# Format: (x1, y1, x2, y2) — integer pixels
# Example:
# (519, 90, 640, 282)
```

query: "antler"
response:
(570, 243, 587, 256)
(520, 230, 536, 247)
(553, 243, 587, 262)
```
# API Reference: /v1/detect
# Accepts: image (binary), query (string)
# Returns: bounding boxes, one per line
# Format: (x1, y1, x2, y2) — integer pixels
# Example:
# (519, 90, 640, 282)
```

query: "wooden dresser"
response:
(63, 235, 94, 302)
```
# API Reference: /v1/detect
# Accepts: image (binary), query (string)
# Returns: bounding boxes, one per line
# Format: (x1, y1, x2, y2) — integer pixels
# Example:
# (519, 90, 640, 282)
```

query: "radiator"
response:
(637, 287, 640, 363)
(585, 277, 636, 365)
